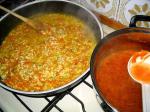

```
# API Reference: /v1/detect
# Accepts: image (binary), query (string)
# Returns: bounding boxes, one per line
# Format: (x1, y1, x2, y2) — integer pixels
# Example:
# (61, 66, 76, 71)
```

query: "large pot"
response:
(0, 0, 103, 97)
(91, 15, 150, 112)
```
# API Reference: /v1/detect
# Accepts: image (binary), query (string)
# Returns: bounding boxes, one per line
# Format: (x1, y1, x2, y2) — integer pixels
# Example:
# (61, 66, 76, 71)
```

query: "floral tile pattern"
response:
(90, 0, 110, 8)
(84, 0, 119, 19)
(118, 0, 150, 27)
(128, 3, 150, 27)
(70, 0, 150, 28)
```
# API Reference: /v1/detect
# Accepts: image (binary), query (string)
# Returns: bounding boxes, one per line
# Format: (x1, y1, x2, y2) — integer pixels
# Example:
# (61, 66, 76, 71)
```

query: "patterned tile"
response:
(80, 0, 120, 19)
(72, 0, 150, 28)
(117, 0, 150, 27)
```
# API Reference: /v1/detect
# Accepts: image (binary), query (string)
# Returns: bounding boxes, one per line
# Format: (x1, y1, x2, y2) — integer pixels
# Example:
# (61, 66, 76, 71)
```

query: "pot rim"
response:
(0, 0, 103, 96)
(90, 27, 150, 111)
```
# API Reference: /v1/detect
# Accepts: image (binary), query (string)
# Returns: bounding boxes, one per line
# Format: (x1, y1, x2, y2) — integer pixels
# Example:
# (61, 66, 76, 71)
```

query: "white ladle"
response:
(128, 52, 150, 112)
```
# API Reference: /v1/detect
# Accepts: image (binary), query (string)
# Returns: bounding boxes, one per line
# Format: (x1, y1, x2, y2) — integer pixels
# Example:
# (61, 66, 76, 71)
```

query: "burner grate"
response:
(0, 0, 33, 17)
(0, 1, 96, 112)
(11, 79, 93, 112)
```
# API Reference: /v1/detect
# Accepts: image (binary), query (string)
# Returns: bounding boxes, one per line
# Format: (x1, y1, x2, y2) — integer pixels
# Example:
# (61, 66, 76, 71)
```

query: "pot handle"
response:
(100, 102, 114, 112)
(129, 15, 150, 27)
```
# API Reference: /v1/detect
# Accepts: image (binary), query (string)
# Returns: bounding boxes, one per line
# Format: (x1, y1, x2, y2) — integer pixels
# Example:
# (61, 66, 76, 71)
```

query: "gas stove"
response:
(0, 0, 33, 17)
(0, 76, 103, 112)
(0, 0, 104, 112)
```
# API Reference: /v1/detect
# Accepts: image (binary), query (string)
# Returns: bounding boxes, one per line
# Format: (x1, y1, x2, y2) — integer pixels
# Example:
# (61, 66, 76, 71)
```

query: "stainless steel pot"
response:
(0, 0, 103, 97)
(91, 15, 150, 112)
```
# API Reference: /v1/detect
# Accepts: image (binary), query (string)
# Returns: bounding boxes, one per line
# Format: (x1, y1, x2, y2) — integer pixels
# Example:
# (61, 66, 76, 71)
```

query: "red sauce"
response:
(131, 63, 150, 83)
(94, 33, 150, 112)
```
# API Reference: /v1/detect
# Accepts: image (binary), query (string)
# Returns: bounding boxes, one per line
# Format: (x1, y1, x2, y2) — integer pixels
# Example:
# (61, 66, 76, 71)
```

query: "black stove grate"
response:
(0, 1, 94, 112)
(0, 0, 33, 17)
(0, 0, 32, 8)
(11, 79, 93, 112)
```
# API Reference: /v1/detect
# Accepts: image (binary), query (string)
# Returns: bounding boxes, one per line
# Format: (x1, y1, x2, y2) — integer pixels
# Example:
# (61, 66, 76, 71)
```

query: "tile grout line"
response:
(114, 0, 121, 21)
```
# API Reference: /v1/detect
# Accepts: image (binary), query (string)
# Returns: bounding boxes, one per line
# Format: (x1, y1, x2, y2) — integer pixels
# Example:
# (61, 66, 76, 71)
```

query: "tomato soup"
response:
(94, 33, 150, 112)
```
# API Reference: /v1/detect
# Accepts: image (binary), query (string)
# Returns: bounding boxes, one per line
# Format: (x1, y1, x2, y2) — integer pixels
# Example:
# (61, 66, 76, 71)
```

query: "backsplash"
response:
(77, 0, 150, 27)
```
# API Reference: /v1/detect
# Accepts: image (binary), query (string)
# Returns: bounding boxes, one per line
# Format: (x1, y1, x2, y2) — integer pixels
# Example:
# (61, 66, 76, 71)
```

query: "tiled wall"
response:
(76, 0, 150, 28)
(118, 0, 150, 27)
(83, 0, 119, 19)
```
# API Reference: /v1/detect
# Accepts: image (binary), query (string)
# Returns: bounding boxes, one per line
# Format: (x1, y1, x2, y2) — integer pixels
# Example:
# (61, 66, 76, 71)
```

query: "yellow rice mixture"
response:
(0, 13, 96, 91)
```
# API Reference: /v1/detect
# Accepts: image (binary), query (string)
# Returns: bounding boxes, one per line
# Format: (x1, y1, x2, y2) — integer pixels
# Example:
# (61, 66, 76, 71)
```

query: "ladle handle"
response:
(142, 84, 150, 112)
(0, 5, 37, 29)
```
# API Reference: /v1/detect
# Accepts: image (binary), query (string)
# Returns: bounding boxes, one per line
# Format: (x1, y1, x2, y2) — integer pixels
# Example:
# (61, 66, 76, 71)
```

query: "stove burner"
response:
(11, 80, 92, 112)
(0, 1, 99, 112)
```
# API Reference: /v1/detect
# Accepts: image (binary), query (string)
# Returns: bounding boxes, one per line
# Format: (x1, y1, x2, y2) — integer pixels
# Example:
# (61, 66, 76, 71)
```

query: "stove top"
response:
(0, 0, 32, 17)
(0, 76, 103, 112)
(0, 1, 104, 112)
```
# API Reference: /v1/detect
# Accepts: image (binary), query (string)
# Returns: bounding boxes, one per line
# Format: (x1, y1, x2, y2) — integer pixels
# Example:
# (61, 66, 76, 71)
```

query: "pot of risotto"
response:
(0, 0, 103, 97)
